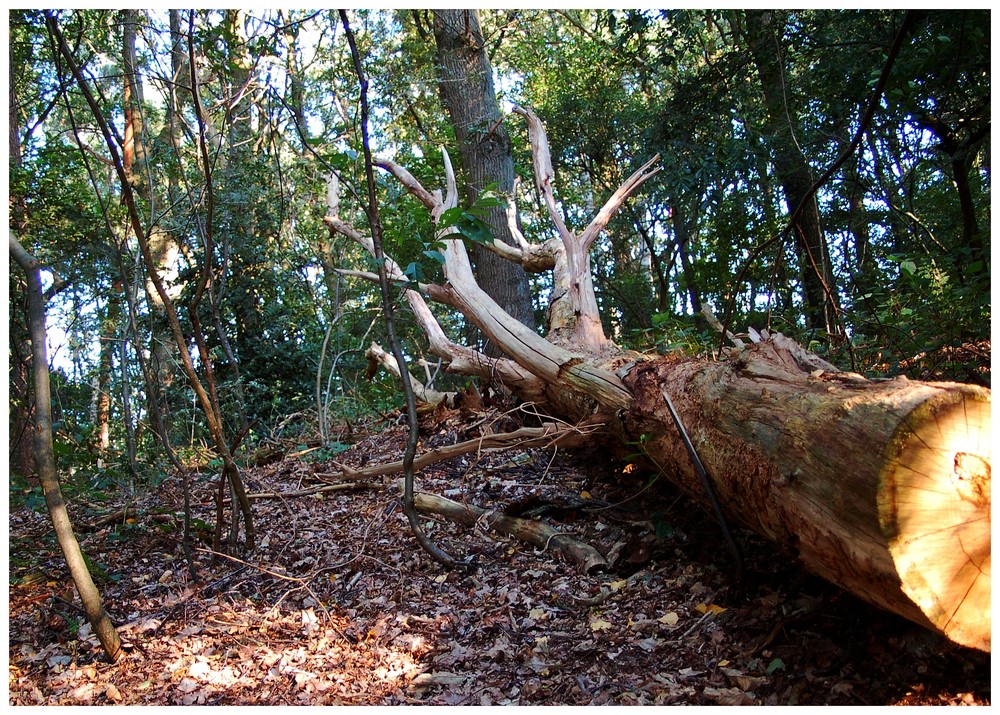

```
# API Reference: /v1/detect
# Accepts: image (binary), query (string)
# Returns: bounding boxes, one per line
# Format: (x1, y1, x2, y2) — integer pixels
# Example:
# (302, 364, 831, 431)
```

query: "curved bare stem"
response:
(340, 10, 467, 570)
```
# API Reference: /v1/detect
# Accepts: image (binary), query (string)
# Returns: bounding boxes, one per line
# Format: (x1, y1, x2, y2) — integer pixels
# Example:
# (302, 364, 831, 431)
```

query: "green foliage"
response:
(8, 9, 989, 510)
(642, 314, 716, 356)
(81, 551, 120, 585)
(399, 185, 503, 284)
(649, 510, 678, 540)
(9, 474, 46, 513)
(301, 441, 352, 463)
(490, 9, 988, 378)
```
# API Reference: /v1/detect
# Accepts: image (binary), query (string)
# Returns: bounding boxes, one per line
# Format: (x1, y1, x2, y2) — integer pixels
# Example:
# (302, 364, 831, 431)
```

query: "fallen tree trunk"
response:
(622, 335, 990, 653)
(326, 108, 990, 652)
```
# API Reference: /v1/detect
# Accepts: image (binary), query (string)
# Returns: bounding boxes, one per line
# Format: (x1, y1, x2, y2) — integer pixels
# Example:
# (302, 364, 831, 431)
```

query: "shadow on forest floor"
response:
(7, 409, 991, 705)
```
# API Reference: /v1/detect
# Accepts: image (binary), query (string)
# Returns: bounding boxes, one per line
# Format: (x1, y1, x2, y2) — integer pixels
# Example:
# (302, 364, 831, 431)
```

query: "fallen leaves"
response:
(658, 612, 680, 626)
(589, 618, 613, 632)
(693, 602, 727, 616)
(104, 683, 123, 702)
(703, 685, 756, 706)
(6, 416, 992, 706)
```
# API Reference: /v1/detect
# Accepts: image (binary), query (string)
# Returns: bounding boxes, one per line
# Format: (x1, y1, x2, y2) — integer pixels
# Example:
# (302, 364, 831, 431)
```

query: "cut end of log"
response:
(879, 388, 991, 652)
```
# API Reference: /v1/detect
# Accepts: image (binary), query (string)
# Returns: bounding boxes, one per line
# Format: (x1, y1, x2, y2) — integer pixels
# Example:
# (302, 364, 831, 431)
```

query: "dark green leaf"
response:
(403, 261, 425, 283)
(457, 215, 495, 245)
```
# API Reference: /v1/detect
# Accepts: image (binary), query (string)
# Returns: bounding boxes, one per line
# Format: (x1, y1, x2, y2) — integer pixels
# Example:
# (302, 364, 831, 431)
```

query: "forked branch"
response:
(326, 146, 633, 413)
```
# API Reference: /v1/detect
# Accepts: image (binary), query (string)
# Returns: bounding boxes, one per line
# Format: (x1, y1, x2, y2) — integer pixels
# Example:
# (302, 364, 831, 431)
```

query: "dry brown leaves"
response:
(7, 410, 991, 705)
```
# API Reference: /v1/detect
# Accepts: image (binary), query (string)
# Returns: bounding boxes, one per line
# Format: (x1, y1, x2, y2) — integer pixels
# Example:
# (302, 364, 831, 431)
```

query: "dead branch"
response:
(242, 482, 381, 501)
(316, 419, 607, 483)
(237, 420, 610, 503)
(332, 146, 633, 411)
(412, 490, 608, 574)
(365, 342, 456, 408)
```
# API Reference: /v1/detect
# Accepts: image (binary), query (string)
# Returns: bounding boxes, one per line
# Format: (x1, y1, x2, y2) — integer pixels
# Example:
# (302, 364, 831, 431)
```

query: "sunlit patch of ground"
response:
(10, 593, 438, 705)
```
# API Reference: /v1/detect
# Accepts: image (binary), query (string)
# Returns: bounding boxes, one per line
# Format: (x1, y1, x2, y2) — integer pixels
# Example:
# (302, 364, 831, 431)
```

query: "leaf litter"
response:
(7, 407, 991, 705)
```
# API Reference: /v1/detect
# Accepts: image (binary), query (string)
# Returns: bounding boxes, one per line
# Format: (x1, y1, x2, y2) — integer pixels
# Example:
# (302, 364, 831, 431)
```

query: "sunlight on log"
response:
(878, 391, 991, 652)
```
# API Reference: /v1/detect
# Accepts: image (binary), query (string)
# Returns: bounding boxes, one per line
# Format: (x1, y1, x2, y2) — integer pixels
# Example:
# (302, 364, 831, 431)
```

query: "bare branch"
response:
(442, 147, 459, 211)
(413, 490, 608, 574)
(334, 267, 422, 288)
(578, 153, 662, 253)
(325, 172, 340, 219)
(366, 342, 454, 407)
(511, 104, 573, 241)
(375, 157, 439, 213)
(326, 187, 548, 403)
(506, 176, 533, 250)
(332, 106, 634, 410)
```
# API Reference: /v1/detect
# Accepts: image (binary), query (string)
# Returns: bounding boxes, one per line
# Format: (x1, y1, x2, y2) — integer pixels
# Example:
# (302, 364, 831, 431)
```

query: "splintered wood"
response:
(878, 392, 991, 653)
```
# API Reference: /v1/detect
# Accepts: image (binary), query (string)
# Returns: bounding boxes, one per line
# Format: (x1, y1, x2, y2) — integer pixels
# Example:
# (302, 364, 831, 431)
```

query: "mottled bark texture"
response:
(432, 9, 535, 337)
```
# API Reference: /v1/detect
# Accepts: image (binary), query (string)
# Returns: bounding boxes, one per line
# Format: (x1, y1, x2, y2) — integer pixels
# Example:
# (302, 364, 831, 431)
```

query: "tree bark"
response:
(622, 333, 990, 653)
(432, 9, 535, 336)
(125, 9, 182, 443)
(10, 233, 124, 663)
(672, 203, 704, 317)
(9, 59, 36, 478)
(329, 109, 990, 653)
(742, 10, 841, 336)
(91, 289, 118, 468)
(917, 112, 987, 268)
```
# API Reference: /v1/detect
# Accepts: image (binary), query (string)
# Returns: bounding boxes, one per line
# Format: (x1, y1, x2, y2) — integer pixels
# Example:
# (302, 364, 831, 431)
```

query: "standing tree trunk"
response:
(327, 109, 990, 652)
(742, 10, 841, 336)
(916, 112, 988, 269)
(9, 61, 36, 478)
(10, 234, 124, 663)
(672, 203, 704, 317)
(117, 329, 139, 479)
(432, 9, 535, 337)
(91, 290, 118, 468)
(124, 9, 182, 444)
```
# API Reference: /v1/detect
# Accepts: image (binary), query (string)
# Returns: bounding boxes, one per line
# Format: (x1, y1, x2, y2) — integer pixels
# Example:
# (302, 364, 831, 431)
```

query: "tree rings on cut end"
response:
(878, 388, 991, 652)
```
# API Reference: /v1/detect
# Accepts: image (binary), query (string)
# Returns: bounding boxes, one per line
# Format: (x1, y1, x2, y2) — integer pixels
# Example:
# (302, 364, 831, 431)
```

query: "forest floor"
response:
(7, 406, 991, 705)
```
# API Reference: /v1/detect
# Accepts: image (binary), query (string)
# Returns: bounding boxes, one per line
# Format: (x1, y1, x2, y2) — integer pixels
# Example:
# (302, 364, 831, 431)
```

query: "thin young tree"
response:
(46, 10, 255, 553)
(9, 234, 124, 663)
